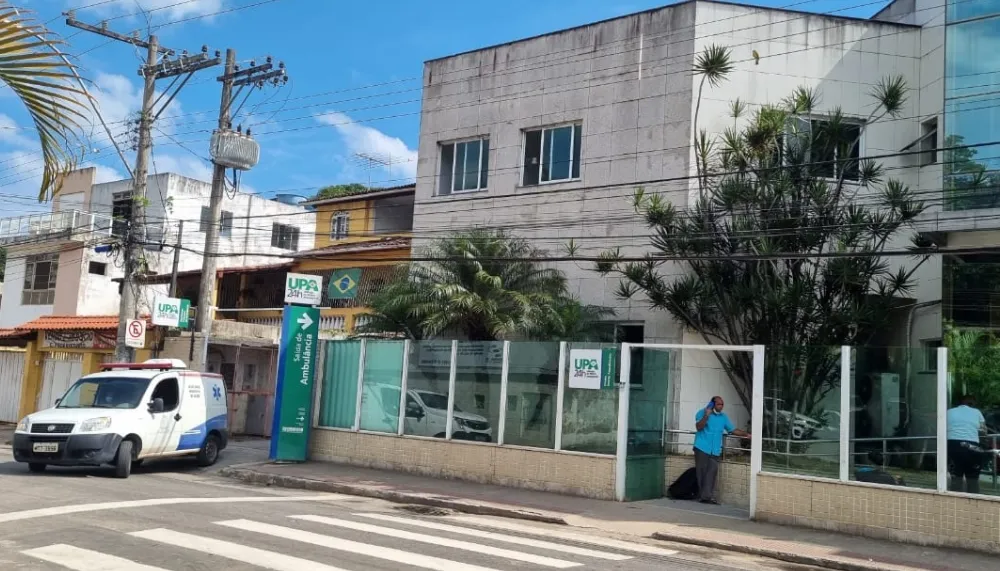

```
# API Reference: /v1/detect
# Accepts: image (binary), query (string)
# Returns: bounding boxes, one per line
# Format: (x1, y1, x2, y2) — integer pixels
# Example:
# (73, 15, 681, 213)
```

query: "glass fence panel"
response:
(450, 341, 503, 442)
(761, 346, 842, 479)
(358, 341, 406, 433)
(504, 342, 560, 449)
(318, 341, 361, 429)
(849, 347, 937, 489)
(947, 336, 1000, 497)
(403, 341, 454, 438)
(561, 342, 618, 455)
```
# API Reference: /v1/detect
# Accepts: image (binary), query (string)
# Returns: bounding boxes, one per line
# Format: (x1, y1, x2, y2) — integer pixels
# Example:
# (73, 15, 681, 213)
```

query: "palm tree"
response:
(359, 229, 607, 341)
(0, 4, 87, 201)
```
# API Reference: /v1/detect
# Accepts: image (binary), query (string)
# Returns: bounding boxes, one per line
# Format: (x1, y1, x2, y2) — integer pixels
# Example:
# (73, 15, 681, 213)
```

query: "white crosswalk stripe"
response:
(446, 515, 682, 557)
(215, 519, 503, 571)
(17, 511, 668, 570)
(290, 514, 583, 568)
(354, 512, 632, 560)
(23, 544, 170, 571)
(129, 528, 352, 571)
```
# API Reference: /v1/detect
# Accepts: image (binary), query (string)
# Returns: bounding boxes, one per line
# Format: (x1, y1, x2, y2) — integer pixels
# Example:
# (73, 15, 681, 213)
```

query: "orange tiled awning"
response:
(11, 315, 148, 332)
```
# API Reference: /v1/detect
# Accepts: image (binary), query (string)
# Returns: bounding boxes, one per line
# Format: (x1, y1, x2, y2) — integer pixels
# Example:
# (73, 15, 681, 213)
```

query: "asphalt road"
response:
(0, 445, 817, 571)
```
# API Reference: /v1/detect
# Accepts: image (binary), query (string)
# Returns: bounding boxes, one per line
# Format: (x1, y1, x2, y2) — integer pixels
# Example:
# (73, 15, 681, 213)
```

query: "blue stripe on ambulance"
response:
(176, 413, 228, 450)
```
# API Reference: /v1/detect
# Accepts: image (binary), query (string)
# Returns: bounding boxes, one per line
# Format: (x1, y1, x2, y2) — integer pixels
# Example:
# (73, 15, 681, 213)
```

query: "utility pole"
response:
(169, 220, 184, 297)
(196, 49, 236, 334)
(66, 13, 222, 361)
(196, 54, 287, 334)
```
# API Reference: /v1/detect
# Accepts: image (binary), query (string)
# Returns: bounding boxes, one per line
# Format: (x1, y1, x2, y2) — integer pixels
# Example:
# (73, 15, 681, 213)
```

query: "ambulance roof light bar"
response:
(100, 358, 188, 371)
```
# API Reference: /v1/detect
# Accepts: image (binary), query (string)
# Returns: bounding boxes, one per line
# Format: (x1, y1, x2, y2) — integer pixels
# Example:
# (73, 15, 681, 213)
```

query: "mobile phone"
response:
(707, 398, 716, 410)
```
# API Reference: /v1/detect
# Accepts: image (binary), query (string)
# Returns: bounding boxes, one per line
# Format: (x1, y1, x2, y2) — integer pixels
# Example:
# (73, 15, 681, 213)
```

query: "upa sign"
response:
(152, 296, 182, 327)
(284, 272, 323, 306)
(568, 348, 618, 390)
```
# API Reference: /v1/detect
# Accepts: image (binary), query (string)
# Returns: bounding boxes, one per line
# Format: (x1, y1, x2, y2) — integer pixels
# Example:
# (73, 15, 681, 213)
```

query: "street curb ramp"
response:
(651, 531, 912, 571)
(219, 465, 568, 525)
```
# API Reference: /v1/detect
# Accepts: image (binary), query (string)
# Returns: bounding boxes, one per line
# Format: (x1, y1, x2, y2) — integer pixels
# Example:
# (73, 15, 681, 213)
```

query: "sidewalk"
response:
(221, 461, 996, 571)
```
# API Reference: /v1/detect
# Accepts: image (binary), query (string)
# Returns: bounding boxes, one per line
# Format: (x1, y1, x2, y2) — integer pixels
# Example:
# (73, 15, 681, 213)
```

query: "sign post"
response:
(270, 272, 324, 462)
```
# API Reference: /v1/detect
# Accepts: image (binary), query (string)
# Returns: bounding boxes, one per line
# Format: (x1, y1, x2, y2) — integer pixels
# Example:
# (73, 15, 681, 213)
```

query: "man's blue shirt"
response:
(694, 409, 735, 456)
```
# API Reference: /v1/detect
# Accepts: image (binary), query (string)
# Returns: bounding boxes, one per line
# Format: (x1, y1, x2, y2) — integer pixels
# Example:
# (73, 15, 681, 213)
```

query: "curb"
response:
(651, 532, 901, 571)
(219, 466, 569, 525)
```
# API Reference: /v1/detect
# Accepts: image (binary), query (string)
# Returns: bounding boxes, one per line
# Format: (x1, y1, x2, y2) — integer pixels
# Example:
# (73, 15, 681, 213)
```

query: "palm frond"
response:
(0, 5, 88, 201)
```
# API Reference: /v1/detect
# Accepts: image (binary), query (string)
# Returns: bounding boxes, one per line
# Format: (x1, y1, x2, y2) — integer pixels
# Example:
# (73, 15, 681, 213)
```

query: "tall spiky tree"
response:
(596, 44, 930, 422)
(0, 4, 87, 200)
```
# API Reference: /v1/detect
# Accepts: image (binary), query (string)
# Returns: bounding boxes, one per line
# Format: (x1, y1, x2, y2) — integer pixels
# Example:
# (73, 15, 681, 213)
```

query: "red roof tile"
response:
(294, 236, 411, 259)
(12, 315, 149, 332)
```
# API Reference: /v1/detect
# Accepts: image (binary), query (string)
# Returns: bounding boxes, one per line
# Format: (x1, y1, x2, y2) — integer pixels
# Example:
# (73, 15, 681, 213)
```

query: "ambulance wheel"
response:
(197, 434, 220, 467)
(114, 440, 133, 479)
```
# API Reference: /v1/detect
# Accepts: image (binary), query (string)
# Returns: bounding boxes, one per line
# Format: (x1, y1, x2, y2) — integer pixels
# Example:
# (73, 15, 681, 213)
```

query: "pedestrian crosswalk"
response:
(16, 511, 680, 570)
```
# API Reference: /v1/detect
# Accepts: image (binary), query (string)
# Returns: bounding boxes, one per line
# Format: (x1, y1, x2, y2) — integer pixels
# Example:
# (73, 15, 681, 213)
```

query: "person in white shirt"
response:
(946, 394, 987, 493)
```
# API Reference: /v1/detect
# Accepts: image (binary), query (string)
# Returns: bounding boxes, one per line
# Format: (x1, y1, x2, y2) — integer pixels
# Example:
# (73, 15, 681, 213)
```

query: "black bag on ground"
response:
(667, 467, 699, 500)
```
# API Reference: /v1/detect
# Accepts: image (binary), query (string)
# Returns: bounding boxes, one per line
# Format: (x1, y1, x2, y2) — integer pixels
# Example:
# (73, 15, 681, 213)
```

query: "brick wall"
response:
(756, 473, 1000, 553)
(310, 429, 617, 499)
(665, 454, 750, 508)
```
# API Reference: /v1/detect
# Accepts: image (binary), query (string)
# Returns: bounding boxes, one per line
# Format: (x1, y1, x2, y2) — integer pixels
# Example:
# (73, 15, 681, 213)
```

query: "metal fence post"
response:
(839, 346, 851, 482)
(614, 343, 632, 502)
(749, 344, 765, 519)
(397, 340, 410, 436)
(937, 346, 949, 493)
(497, 341, 511, 446)
(445, 340, 458, 440)
(554, 341, 567, 451)
(352, 339, 366, 431)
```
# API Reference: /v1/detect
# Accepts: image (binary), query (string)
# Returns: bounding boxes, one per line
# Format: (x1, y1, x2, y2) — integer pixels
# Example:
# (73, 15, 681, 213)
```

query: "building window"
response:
(439, 138, 489, 195)
(22, 253, 58, 305)
(331, 212, 349, 240)
(88, 261, 107, 276)
(200, 207, 233, 237)
(810, 119, 862, 180)
(903, 117, 938, 167)
(271, 223, 300, 251)
(522, 124, 582, 186)
(111, 192, 132, 237)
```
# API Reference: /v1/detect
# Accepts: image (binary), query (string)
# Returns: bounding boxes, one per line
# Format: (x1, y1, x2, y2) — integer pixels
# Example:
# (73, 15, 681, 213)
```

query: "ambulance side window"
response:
(150, 377, 180, 412)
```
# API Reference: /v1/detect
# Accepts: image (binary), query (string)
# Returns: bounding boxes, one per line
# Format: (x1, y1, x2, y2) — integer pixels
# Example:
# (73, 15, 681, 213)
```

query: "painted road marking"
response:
(216, 519, 502, 571)
(291, 514, 582, 568)
(447, 516, 681, 557)
(23, 544, 169, 570)
(131, 528, 350, 571)
(0, 494, 346, 524)
(355, 512, 632, 560)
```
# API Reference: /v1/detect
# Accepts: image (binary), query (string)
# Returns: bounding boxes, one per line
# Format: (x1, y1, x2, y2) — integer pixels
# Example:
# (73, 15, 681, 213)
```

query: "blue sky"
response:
(0, 0, 891, 216)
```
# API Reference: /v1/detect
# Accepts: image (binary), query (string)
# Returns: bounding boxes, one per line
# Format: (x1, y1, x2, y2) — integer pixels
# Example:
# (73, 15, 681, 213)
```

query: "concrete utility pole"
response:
(169, 220, 184, 297)
(66, 13, 222, 361)
(196, 54, 287, 334)
(196, 49, 236, 334)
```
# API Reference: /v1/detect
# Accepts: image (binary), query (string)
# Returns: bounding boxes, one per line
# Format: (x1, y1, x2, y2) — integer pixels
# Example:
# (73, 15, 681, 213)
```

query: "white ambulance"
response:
(12, 359, 229, 478)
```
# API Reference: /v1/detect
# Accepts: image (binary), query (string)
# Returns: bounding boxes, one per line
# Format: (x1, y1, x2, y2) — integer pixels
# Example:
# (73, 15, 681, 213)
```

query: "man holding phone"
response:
(694, 396, 751, 504)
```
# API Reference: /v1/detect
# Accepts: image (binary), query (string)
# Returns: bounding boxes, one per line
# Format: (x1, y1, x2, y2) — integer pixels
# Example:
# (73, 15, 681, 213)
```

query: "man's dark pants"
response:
(694, 447, 720, 501)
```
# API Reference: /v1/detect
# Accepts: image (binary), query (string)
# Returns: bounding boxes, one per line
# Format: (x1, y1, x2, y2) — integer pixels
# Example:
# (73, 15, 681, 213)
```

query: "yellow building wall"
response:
(312, 198, 373, 249)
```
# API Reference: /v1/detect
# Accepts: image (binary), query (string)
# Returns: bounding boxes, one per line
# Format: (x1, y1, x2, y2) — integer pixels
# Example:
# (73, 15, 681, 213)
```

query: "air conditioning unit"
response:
(210, 129, 260, 170)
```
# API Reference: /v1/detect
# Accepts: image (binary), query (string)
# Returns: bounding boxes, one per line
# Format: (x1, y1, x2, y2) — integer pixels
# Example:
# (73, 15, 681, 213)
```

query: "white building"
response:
(412, 0, 978, 439)
(0, 167, 315, 328)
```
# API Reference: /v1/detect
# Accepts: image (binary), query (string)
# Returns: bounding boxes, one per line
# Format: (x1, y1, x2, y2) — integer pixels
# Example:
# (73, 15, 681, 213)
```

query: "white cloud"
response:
(82, 0, 225, 21)
(0, 113, 36, 149)
(85, 162, 126, 183)
(316, 112, 417, 183)
(151, 153, 213, 182)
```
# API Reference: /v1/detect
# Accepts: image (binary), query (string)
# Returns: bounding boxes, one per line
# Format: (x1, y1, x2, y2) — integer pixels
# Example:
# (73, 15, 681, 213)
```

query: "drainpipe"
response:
(905, 300, 940, 468)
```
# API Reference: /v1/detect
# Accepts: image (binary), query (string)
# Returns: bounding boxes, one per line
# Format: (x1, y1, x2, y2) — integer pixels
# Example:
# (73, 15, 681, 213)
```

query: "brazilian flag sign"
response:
(328, 268, 362, 299)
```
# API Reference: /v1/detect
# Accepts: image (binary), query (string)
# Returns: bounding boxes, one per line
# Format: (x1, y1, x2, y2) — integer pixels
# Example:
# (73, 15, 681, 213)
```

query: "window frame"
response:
(88, 261, 107, 276)
(149, 376, 181, 413)
(271, 222, 300, 251)
(439, 137, 490, 195)
(201, 206, 234, 238)
(22, 253, 58, 305)
(522, 122, 582, 187)
(786, 116, 865, 182)
(331, 212, 350, 240)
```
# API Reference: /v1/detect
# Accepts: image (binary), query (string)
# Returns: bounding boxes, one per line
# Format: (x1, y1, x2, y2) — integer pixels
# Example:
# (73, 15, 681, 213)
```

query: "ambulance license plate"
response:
(32, 442, 58, 453)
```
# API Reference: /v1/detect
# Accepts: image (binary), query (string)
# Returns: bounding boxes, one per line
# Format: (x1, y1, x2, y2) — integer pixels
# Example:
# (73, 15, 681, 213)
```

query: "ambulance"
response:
(12, 359, 229, 478)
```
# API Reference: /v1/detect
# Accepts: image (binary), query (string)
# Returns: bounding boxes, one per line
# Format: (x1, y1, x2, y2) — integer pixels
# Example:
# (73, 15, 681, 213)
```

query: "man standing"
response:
(947, 394, 987, 494)
(694, 396, 751, 504)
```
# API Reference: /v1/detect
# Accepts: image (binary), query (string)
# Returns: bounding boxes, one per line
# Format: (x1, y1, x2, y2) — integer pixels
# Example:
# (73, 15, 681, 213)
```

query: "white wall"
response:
(0, 256, 53, 328)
